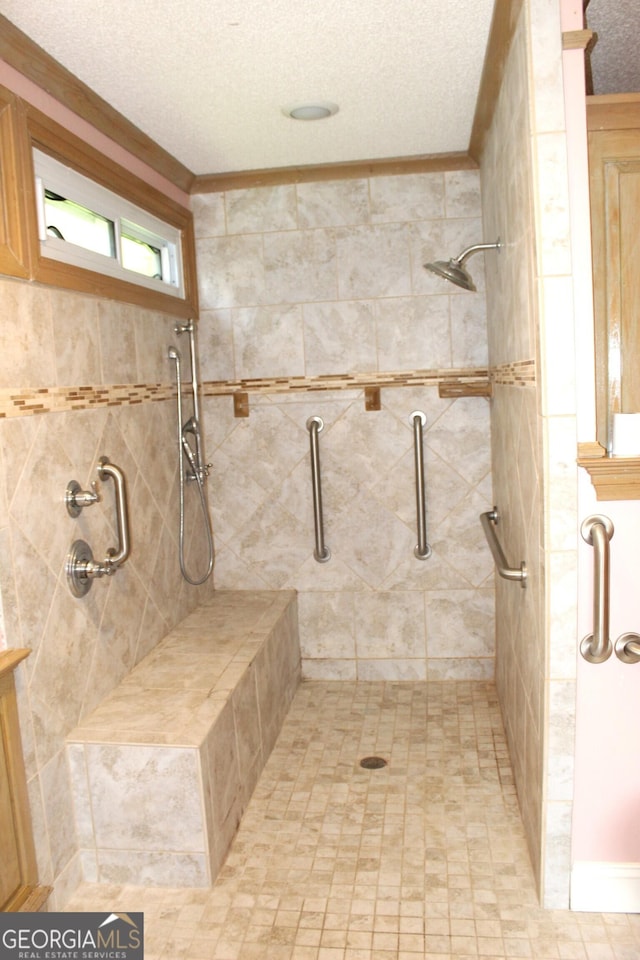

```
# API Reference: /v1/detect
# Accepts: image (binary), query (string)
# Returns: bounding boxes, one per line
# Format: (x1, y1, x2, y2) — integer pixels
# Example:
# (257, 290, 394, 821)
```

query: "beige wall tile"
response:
(296, 179, 370, 228)
(226, 185, 297, 235)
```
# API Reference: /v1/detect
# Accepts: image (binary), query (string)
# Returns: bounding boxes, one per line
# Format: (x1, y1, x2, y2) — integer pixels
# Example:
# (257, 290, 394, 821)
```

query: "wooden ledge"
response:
(578, 445, 640, 500)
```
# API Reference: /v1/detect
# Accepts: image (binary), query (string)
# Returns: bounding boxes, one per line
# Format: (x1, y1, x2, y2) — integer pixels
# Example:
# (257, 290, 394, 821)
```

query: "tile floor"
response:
(65, 681, 640, 959)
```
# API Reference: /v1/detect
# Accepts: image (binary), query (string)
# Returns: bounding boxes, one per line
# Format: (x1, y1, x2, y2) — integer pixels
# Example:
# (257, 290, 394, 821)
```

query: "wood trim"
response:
(0, 648, 47, 913)
(578, 454, 640, 500)
(0, 14, 194, 194)
(21, 103, 199, 318)
(192, 151, 477, 194)
(587, 93, 640, 131)
(468, 0, 525, 163)
(0, 649, 30, 681)
(562, 29, 594, 51)
(0, 88, 31, 278)
(577, 441, 607, 460)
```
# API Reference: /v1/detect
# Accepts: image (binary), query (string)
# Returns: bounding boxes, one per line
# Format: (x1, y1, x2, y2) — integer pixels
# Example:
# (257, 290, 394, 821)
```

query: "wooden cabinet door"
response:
(589, 116, 640, 449)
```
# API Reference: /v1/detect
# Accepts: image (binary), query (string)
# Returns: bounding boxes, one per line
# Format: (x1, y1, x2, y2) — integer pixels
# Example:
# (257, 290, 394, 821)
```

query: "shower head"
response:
(423, 239, 502, 292)
(168, 345, 181, 361)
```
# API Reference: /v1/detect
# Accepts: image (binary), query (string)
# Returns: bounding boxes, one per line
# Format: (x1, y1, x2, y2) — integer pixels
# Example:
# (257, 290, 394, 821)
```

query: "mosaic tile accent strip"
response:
(0, 364, 536, 419)
(491, 359, 536, 386)
(0, 383, 173, 418)
(201, 368, 491, 397)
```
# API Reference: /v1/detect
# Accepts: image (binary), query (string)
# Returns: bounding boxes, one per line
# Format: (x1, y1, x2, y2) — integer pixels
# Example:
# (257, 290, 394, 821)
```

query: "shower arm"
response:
(455, 241, 502, 266)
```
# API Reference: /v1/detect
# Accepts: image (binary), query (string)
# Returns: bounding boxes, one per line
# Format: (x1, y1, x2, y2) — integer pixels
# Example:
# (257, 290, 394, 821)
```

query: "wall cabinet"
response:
(579, 94, 640, 499)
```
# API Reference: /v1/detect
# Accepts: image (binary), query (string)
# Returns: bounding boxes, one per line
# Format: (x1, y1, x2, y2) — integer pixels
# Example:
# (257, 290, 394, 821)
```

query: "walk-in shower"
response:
(168, 320, 214, 585)
(424, 239, 502, 291)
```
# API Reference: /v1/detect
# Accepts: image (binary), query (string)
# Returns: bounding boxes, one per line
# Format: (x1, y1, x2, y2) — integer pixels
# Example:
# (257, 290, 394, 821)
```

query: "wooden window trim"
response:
(0, 83, 198, 319)
(0, 88, 31, 278)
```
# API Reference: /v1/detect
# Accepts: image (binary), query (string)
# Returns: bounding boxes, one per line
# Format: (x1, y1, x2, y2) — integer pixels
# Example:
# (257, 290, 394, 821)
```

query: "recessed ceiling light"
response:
(282, 102, 339, 121)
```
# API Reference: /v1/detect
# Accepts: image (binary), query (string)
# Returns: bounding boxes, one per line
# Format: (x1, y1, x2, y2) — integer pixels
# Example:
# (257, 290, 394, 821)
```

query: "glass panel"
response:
(120, 231, 163, 280)
(43, 191, 115, 258)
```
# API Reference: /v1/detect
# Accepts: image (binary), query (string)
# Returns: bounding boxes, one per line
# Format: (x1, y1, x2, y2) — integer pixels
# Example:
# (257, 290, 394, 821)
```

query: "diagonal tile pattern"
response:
(195, 170, 496, 684)
(64, 680, 640, 959)
(206, 388, 494, 682)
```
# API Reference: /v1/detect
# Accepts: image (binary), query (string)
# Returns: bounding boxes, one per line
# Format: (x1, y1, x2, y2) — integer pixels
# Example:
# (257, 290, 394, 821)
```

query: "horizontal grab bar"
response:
(480, 508, 527, 587)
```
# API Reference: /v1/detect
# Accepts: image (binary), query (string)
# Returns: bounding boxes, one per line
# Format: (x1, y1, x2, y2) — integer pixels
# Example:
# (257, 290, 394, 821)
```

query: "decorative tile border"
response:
(0, 384, 173, 419)
(491, 359, 536, 386)
(201, 368, 492, 397)
(0, 363, 536, 419)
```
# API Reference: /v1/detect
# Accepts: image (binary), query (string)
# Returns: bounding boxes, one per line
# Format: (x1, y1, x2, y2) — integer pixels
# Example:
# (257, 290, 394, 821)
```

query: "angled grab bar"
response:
(410, 411, 431, 560)
(66, 457, 131, 597)
(306, 417, 330, 563)
(480, 508, 527, 587)
(580, 515, 613, 663)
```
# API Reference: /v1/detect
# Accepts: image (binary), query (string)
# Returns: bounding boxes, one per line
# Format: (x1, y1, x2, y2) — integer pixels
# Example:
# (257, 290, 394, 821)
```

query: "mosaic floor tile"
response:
(64, 681, 640, 959)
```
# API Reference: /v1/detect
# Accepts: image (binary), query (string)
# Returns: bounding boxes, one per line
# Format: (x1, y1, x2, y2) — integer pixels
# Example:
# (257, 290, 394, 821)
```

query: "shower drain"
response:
(359, 756, 388, 770)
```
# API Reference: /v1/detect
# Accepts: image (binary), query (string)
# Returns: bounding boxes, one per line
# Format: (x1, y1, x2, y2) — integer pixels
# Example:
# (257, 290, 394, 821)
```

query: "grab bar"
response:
(306, 416, 330, 563)
(66, 457, 131, 597)
(480, 508, 527, 587)
(97, 458, 131, 568)
(615, 632, 640, 664)
(410, 411, 431, 560)
(580, 515, 613, 663)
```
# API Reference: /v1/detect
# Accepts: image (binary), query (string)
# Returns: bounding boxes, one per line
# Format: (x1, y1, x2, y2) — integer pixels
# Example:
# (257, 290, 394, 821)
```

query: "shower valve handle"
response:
(65, 479, 100, 517)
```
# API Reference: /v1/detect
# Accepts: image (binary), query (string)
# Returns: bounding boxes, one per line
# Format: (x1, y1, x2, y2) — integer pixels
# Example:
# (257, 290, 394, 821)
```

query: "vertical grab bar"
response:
(580, 515, 614, 663)
(97, 457, 131, 568)
(410, 411, 432, 560)
(306, 417, 331, 563)
(65, 457, 131, 597)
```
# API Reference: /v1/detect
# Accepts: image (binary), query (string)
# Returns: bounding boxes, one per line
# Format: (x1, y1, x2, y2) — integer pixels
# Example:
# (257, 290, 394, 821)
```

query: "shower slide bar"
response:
(306, 417, 330, 563)
(480, 508, 527, 587)
(65, 457, 131, 597)
(410, 411, 431, 560)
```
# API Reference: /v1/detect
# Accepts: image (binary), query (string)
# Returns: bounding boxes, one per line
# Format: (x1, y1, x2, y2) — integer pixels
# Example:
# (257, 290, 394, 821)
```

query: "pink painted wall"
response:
(563, 0, 640, 864)
(0, 60, 190, 208)
(574, 484, 640, 861)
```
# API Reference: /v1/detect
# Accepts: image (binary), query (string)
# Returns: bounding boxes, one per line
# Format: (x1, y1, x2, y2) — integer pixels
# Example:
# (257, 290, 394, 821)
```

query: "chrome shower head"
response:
(423, 240, 502, 292)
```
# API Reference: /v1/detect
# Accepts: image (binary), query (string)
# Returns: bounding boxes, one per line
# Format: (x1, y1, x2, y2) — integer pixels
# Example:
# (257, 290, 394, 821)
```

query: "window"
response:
(33, 149, 184, 298)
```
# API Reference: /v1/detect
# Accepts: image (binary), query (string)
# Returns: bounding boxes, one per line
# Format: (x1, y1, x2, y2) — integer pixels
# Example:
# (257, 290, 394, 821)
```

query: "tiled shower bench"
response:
(66, 590, 300, 887)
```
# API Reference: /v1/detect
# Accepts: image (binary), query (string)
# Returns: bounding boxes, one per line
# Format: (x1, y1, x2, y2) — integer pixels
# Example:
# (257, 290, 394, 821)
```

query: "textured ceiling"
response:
(586, 0, 640, 95)
(3, 2, 636, 178)
(0, 0, 496, 176)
